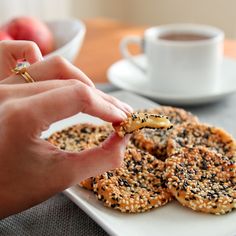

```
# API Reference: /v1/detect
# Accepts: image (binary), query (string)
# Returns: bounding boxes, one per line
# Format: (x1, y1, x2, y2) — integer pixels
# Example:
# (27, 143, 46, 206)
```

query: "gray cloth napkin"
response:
(0, 194, 107, 236)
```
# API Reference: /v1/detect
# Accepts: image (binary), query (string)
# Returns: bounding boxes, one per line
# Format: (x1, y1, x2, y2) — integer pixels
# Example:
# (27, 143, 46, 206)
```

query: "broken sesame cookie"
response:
(167, 123, 236, 160)
(47, 123, 113, 190)
(132, 106, 199, 160)
(164, 147, 236, 214)
(93, 146, 172, 213)
(114, 112, 172, 138)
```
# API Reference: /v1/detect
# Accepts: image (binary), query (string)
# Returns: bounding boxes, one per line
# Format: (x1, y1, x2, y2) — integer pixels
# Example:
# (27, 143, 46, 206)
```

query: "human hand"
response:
(0, 56, 133, 218)
(0, 40, 43, 80)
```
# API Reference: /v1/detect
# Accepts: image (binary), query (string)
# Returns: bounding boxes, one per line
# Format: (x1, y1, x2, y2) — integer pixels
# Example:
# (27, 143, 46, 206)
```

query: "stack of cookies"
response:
(47, 106, 236, 215)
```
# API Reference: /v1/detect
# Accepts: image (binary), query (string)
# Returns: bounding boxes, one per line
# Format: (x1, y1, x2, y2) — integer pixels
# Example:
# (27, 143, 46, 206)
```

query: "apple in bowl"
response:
(3, 16, 54, 55)
(0, 17, 86, 62)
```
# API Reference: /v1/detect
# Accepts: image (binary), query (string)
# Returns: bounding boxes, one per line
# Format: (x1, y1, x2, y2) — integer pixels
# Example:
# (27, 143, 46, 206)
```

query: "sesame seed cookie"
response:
(47, 123, 113, 152)
(114, 112, 172, 137)
(93, 146, 172, 213)
(167, 123, 236, 160)
(47, 123, 113, 190)
(132, 106, 199, 160)
(79, 177, 96, 191)
(164, 147, 236, 214)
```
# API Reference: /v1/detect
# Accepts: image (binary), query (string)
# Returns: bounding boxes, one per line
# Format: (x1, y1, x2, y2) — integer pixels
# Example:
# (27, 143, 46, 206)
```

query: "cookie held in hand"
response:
(114, 112, 173, 137)
(131, 106, 199, 160)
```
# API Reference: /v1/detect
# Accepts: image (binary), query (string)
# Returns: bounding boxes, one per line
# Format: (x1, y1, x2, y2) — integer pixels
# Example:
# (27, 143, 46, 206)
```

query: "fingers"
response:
(0, 41, 43, 79)
(17, 82, 127, 132)
(0, 79, 82, 100)
(2, 56, 95, 87)
(50, 133, 131, 185)
(0, 80, 133, 119)
(96, 89, 133, 115)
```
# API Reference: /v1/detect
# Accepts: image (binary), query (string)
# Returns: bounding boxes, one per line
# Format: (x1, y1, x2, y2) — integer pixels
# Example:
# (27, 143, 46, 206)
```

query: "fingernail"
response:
(124, 134, 131, 143)
(119, 106, 130, 116)
(120, 134, 131, 152)
(118, 109, 127, 120)
(39, 55, 44, 61)
(122, 102, 133, 113)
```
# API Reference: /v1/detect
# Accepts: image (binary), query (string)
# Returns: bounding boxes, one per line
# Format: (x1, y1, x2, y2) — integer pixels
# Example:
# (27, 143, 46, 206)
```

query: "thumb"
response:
(54, 133, 131, 187)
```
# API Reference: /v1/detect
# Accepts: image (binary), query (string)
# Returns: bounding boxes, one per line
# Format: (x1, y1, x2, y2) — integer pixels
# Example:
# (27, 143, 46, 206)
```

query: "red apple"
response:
(4, 16, 54, 55)
(0, 31, 13, 40)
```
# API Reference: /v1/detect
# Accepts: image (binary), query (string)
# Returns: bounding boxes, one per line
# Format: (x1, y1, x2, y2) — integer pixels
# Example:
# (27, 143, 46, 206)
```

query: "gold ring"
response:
(12, 62, 35, 83)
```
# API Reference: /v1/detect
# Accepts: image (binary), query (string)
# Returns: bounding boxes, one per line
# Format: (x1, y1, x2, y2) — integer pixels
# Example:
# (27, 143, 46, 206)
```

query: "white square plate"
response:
(41, 91, 236, 236)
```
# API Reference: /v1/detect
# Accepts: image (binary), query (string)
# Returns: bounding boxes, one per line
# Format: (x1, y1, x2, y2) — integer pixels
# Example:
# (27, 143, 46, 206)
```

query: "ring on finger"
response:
(12, 62, 36, 83)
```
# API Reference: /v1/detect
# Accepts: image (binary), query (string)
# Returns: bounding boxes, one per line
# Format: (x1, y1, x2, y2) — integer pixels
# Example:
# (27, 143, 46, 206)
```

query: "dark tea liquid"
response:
(158, 33, 211, 41)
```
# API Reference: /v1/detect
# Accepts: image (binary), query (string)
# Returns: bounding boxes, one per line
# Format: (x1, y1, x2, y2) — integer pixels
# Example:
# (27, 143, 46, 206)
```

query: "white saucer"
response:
(107, 55, 236, 105)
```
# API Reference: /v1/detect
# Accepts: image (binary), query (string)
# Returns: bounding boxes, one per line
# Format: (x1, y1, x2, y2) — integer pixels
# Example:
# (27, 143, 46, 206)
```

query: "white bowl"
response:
(44, 19, 86, 62)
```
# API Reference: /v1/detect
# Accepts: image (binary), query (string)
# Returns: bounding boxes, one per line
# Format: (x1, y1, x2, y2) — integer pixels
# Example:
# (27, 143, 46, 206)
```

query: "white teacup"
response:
(120, 24, 224, 96)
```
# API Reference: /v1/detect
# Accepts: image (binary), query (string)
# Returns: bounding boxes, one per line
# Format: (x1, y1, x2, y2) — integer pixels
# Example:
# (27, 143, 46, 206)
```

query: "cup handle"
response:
(120, 36, 146, 73)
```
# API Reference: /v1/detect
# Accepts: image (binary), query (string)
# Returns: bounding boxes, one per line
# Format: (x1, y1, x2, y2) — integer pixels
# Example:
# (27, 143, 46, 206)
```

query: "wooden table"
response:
(74, 18, 236, 83)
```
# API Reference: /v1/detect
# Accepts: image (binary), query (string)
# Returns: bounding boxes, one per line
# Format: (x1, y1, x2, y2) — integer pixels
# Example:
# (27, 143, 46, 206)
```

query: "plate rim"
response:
(64, 187, 118, 235)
